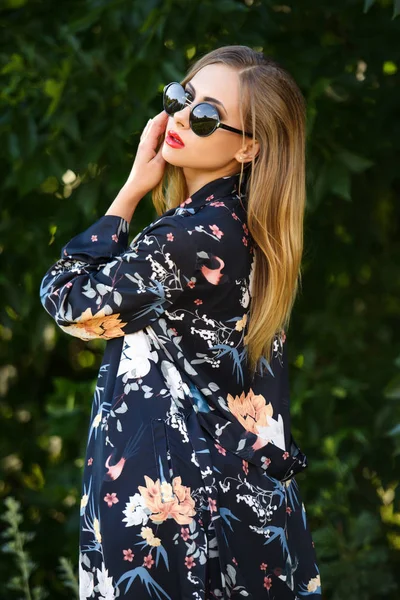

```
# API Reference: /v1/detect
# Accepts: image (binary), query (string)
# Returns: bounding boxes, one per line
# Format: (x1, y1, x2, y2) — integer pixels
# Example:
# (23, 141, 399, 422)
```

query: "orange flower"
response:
(227, 388, 273, 436)
(137, 475, 196, 525)
(59, 307, 127, 340)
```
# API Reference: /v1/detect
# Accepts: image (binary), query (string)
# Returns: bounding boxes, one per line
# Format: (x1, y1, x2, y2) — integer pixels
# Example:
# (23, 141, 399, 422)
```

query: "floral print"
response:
(40, 172, 321, 599)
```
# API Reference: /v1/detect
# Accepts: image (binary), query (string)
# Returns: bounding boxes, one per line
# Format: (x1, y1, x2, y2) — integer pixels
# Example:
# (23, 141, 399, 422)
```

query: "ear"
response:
(234, 139, 260, 165)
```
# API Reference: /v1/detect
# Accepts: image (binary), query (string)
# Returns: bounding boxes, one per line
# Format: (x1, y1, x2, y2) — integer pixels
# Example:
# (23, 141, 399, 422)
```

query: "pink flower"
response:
(286, 506, 292, 515)
(282, 451, 289, 460)
(187, 280, 196, 288)
(209, 224, 224, 239)
(208, 497, 217, 513)
(205, 194, 214, 201)
(180, 527, 190, 541)
(194, 299, 203, 305)
(143, 553, 155, 569)
(91, 235, 98, 242)
(242, 236, 248, 246)
(87, 457, 93, 466)
(180, 197, 192, 207)
(166, 233, 174, 241)
(104, 492, 119, 507)
(232, 212, 239, 220)
(262, 457, 271, 468)
(210, 201, 225, 207)
(260, 562, 268, 570)
(65, 282, 73, 288)
(232, 557, 238, 566)
(123, 548, 134, 562)
(263, 576, 272, 590)
(242, 223, 249, 235)
(170, 328, 178, 335)
(111, 234, 118, 242)
(242, 460, 249, 475)
(215, 443, 226, 456)
(185, 556, 196, 569)
(63, 249, 68, 255)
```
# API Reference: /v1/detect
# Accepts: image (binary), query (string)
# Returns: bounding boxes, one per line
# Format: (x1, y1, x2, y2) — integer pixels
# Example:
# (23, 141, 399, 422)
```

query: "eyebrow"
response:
(185, 81, 228, 118)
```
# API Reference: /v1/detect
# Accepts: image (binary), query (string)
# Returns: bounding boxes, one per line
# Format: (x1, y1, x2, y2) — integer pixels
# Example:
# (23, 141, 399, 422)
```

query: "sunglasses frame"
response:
(163, 81, 253, 138)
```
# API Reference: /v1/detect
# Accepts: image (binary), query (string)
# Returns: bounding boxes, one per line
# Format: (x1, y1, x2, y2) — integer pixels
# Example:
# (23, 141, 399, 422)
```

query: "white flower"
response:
(256, 414, 286, 451)
(122, 493, 149, 527)
(117, 331, 152, 379)
(79, 562, 94, 599)
(95, 562, 115, 600)
(161, 360, 186, 400)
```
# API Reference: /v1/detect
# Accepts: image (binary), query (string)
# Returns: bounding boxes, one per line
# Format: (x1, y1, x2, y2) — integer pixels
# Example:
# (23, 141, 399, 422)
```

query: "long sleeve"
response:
(39, 214, 197, 340)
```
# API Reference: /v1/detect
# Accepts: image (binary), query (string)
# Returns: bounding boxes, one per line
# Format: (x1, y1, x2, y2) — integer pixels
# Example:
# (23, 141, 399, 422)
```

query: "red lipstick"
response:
(165, 130, 185, 148)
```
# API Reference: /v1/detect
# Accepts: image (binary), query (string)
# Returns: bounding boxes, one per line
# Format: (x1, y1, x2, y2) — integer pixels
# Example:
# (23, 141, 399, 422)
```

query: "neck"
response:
(183, 165, 242, 198)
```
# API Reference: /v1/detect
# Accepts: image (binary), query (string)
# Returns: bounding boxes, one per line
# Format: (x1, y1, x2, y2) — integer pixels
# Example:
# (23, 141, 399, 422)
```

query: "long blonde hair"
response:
(152, 45, 306, 376)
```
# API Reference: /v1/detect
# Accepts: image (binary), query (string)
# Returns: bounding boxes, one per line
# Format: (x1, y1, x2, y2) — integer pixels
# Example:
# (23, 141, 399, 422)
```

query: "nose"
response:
(172, 101, 192, 129)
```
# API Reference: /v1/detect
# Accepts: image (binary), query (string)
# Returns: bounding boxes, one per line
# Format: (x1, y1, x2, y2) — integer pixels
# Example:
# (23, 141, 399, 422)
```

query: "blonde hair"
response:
(152, 45, 306, 377)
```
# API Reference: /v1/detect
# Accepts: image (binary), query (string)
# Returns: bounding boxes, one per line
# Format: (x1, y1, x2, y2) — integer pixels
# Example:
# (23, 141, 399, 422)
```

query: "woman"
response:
(40, 45, 322, 599)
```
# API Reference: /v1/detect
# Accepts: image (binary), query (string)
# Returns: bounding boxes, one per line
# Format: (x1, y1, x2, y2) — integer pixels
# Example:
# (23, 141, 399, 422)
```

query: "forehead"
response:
(189, 64, 240, 115)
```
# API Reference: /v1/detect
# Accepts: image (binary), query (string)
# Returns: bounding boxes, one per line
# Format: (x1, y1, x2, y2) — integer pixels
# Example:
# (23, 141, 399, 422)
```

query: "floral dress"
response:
(40, 172, 322, 600)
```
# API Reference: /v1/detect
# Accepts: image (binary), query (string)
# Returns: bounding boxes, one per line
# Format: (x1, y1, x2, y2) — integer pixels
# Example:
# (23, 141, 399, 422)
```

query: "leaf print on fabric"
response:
(227, 389, 286, 451)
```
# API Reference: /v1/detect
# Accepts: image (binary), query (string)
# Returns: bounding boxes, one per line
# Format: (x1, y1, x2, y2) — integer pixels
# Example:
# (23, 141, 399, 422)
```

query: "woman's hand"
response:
(105, 111, 169, 222)
(123, 110, 169, 199)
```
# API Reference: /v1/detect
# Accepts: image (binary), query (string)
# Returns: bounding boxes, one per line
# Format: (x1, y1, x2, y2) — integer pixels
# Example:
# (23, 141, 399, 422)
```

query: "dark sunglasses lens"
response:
(190, 103, 219, 136)
(163, 83, 187, 114)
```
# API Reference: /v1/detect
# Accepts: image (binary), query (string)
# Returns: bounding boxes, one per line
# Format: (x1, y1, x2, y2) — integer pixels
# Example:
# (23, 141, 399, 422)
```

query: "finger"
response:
(148, 114, 168, 137)
(140, 118, 153, 141)
(154, 143, 166, 163)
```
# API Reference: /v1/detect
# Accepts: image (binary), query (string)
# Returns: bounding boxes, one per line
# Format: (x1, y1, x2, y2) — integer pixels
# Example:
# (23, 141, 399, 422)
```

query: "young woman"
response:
(40, 45, 322, 599)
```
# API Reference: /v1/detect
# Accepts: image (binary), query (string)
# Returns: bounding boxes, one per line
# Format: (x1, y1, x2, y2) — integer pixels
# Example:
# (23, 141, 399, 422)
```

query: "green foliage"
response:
(0, 0, 399, 598)
(0, 496, 78, 599)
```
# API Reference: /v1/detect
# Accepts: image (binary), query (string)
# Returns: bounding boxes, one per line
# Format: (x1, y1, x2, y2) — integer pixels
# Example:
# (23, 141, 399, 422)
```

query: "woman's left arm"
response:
(39, 213, 197, 340)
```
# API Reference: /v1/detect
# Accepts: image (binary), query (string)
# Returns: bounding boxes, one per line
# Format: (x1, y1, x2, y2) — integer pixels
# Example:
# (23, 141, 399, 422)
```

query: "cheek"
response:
(162, 132, 239, 167)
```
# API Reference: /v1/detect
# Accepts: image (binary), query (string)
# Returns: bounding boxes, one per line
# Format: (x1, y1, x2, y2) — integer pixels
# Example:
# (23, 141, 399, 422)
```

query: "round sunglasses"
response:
(162, 81, 253, 138)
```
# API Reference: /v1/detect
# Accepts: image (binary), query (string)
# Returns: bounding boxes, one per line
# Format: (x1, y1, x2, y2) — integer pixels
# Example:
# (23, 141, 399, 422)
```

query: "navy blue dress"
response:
(40, 172, 322, 599)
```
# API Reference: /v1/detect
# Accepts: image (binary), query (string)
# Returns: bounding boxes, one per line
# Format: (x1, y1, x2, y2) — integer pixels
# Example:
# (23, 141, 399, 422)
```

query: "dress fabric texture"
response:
(40, 172, 322, 600)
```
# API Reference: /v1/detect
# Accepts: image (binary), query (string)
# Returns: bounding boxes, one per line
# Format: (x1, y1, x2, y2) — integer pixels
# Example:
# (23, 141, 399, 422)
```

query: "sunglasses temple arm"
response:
(220, 123, 253, 137)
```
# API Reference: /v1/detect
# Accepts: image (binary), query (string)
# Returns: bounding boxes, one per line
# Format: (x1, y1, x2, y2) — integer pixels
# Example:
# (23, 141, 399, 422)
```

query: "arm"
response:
(39, 215, 197, 340)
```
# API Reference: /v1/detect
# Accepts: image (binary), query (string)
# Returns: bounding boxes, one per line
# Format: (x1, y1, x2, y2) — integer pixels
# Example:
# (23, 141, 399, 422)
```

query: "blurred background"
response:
(1, 0, 400, 598)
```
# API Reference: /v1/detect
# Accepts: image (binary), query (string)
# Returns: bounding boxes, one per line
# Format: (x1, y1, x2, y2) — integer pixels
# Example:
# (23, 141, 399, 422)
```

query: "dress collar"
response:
(178, 171, 248, 213)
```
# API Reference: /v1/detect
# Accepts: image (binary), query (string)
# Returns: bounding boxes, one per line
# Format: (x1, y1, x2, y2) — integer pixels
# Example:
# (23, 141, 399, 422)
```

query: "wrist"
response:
(105, 186, 144, 223)
(115, 184, 144, 207)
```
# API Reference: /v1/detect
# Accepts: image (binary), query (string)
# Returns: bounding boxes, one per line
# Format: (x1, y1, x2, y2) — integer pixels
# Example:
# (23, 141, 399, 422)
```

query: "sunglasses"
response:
(162, 81, 253, 138)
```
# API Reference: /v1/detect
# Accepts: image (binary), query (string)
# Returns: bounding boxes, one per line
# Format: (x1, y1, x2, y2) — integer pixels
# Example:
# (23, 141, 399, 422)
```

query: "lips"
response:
(166, 130, 185, 146)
